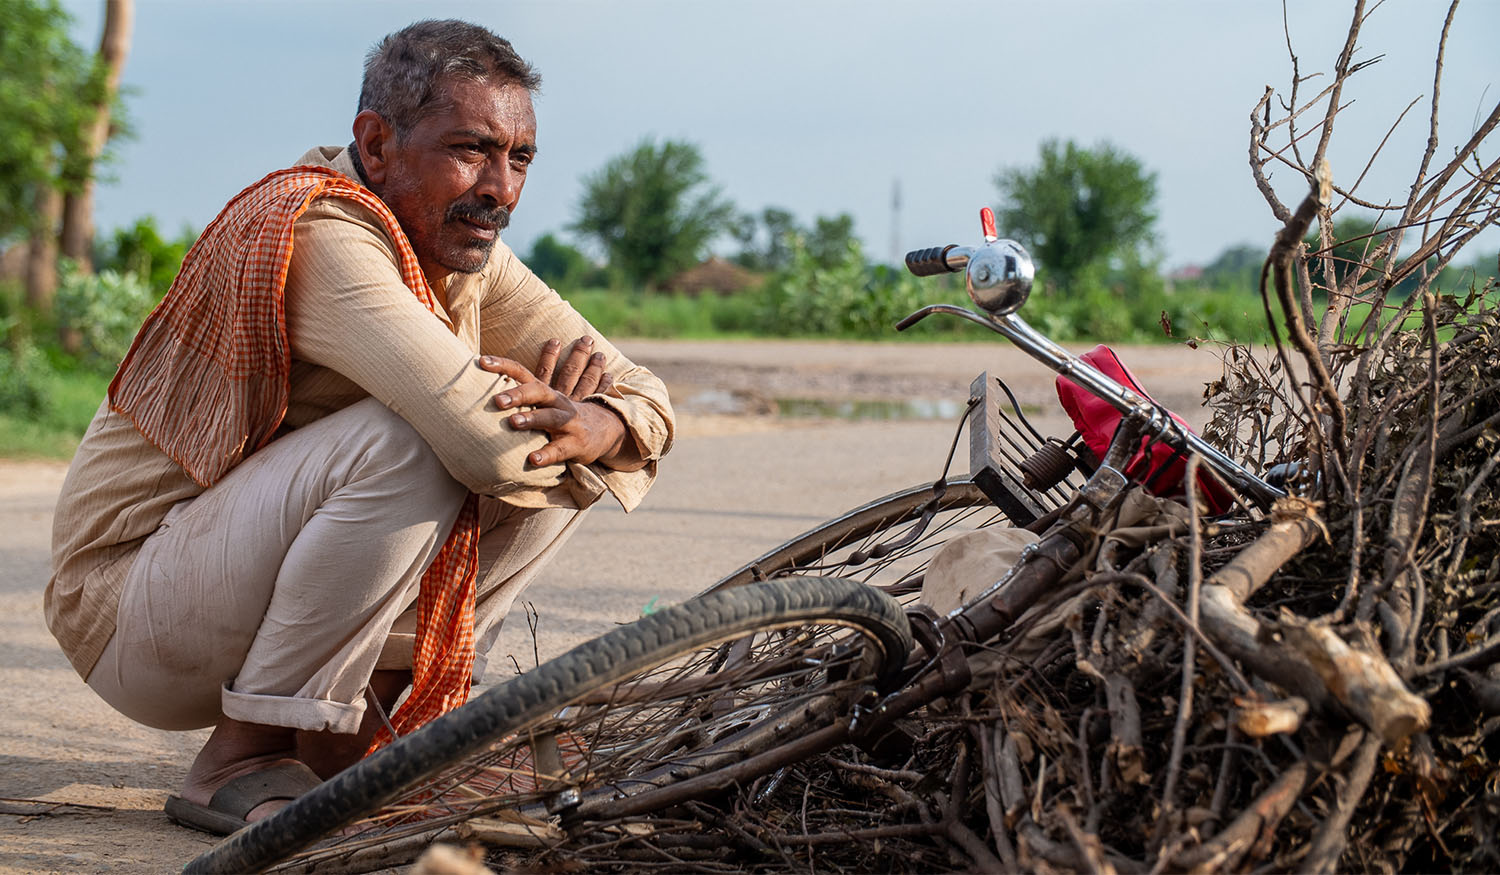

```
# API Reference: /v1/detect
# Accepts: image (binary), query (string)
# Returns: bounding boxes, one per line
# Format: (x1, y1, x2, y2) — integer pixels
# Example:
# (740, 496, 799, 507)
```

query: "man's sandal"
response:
(164, 761, 323, 836)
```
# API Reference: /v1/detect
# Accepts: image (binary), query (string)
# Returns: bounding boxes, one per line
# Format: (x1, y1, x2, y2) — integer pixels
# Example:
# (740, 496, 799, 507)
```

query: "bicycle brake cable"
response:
(990, 376, 1048, 445)
(934, 395, 983, 495)
(844, 395, 982, 566)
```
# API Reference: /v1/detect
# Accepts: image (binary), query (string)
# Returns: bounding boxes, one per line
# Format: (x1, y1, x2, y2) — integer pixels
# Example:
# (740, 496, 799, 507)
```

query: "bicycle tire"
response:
(708, 477, 1055, 601)
(184, 577, 911, 874)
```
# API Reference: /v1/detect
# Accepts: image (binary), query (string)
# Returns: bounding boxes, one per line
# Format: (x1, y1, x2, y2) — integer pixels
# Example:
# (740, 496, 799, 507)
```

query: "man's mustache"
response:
(446, 201, 510, 232)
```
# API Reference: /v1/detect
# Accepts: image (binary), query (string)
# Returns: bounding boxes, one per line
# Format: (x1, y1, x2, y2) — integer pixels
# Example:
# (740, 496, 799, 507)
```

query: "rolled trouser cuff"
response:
(221, 683, 365, 734)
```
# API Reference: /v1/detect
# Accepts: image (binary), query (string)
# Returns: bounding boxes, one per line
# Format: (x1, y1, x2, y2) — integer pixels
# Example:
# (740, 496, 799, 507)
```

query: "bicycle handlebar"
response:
(903, 245, 969, 277)
(901, 230, 1286, 510)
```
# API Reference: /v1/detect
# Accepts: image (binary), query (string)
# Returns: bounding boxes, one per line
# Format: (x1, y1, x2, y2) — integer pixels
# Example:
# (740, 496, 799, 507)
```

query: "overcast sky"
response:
(60, 0, 1499, 270)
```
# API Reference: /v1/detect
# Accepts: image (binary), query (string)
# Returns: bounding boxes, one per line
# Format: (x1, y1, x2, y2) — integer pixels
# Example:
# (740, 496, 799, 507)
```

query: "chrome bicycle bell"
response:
(966, 239, 1034, 315)
(967, 208, 1034, 315)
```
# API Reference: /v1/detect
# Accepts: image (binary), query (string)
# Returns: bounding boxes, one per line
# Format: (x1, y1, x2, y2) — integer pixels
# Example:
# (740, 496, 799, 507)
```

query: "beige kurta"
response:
(47, 145, 675, 680)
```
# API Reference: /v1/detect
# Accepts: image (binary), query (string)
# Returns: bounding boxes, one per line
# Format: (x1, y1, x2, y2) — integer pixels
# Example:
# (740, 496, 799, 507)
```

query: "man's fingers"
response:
(571, 352, 608, 399)
(493, 381, 555, 410)
(507, 406, 573, 431)
(478, 355, 537, 385)
(508, 401, 588, 466)
(532, 338, 563, 384)
(527, 436, 580, 468)
(551, 336, 595, 395)
(509, 392, 625, 467)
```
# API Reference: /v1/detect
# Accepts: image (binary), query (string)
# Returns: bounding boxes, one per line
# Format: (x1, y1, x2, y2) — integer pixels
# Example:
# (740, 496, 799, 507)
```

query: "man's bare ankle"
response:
(297, 671, 410, 779)
(369, 668, 412, 712)
(181, 717, 298, 806)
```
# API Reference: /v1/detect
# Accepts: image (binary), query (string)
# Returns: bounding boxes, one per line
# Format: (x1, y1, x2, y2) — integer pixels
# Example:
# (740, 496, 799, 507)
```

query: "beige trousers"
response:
(86, 398, 584, 734)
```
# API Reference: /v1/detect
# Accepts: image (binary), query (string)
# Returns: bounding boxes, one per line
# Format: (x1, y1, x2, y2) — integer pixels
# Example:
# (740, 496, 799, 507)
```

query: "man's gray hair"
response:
(359, 20, 541, 137)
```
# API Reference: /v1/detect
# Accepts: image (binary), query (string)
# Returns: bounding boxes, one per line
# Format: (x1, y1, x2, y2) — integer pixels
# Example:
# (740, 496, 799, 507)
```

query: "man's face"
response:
(374, 77, 538, 280)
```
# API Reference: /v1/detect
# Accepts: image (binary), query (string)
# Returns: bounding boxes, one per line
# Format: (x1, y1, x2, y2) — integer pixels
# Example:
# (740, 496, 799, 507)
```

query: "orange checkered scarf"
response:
(109, 165, 477, 752)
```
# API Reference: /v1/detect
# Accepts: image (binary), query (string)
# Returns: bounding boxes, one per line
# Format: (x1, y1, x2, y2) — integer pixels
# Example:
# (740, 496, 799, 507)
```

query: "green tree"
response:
(570, 138, 736, 290)
(1304, 212, 1484, 300)
(806, 213, 857, 269)
(1306, 212, 1388, 294)
(0, 0, 89, 241)
(731, 206, 798, 271)
(732, 207, 857, 272)
(523, 232, 600, 289)
(994, 139, 1158, 291)
(0, 0, 131, 313)
(59, 0, 134, 272)
(1201, 243, 1265, 291)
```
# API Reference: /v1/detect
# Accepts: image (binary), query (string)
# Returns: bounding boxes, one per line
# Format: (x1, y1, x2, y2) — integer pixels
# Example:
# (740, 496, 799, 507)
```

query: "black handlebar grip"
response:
(904, 245, 957, 277)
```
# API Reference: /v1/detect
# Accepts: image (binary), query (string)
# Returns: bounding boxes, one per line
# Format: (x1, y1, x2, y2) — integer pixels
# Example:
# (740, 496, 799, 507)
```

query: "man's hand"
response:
(531, 336, 613, 401)
(479, 337, 642, 469)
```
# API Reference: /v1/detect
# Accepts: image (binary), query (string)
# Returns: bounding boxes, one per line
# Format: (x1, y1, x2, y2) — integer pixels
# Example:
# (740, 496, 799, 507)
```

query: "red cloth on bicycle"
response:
(108, 165, 478, 751)
(1055, 345, 1233, 514)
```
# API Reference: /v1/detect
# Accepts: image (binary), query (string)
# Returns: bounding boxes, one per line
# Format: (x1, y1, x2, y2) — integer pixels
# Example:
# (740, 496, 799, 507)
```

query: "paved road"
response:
(0, 337, 1226, 873)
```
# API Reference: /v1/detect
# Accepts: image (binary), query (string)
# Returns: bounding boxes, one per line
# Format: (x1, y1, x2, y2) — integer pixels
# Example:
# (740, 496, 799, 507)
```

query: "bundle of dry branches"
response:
(484, 3, 1497, 873)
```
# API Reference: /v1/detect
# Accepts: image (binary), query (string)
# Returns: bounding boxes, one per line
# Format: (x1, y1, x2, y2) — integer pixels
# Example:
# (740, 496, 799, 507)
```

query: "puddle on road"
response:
(681, 388, 978, 421)
(775, 397, 968, 421)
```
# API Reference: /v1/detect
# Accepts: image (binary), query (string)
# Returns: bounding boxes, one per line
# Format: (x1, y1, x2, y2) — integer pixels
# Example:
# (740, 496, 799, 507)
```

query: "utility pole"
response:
(889, 178, 902, 264)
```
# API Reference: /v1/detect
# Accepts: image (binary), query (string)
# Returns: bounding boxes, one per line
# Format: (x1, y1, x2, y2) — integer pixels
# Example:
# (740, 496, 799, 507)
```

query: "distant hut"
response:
(663, 257, 761, 296)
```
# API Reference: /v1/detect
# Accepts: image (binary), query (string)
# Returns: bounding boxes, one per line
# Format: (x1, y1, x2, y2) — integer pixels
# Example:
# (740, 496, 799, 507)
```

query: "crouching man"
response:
(45, 19, 673, 835)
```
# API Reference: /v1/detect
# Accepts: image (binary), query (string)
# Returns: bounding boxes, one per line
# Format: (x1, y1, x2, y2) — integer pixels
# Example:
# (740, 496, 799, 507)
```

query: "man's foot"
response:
(165, 760, 323, 836)
(174, 718, 302, 827)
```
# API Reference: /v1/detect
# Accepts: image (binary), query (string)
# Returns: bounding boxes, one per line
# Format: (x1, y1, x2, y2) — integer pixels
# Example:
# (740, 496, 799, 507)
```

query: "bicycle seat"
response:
(1056, 345, 1234, 514)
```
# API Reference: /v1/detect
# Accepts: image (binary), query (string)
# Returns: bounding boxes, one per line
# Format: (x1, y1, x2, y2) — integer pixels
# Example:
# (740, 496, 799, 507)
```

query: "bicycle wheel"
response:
(185, 577, 911, 874)
(708, 477, 1060, 602)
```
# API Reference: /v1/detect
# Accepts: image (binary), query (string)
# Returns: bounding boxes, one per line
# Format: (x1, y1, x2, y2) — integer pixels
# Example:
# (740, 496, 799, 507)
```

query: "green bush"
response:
(55, 261, 153, 371)
(1158, 284, 1276, 344)
(564, 239, 1278, 345)
(0, 350, 110, 458)
(567, 286, 768, 339)
(1022, 260, 1272, 345)
(95, 216, 196, 297)
(759, 239, 873, 335)
(0, 282, 114, 456)
(755, 238, 977, 339)
(0, 341, 48, 418)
